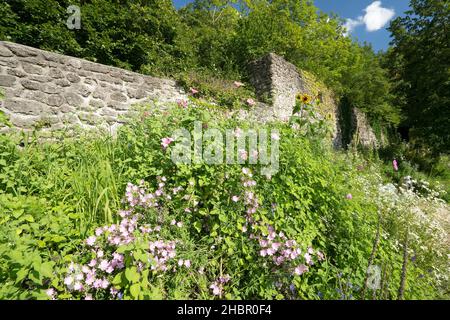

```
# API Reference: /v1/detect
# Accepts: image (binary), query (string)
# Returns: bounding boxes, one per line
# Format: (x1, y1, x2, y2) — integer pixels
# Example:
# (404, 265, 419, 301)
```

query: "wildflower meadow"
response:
(0, 97, 448, 300)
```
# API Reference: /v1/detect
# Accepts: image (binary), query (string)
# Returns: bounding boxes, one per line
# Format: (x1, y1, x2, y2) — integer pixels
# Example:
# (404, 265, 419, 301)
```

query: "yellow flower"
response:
(296, 93, 312, 104)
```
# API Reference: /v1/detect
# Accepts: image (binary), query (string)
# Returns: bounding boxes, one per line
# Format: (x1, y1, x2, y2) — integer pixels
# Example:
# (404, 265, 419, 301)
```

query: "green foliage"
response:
(176, 71, 256, 109)
(0, 102, 447, 300)
(1, 0, 399, 126)
(0, 0, 187, 74)
(387, 0, 450, 155)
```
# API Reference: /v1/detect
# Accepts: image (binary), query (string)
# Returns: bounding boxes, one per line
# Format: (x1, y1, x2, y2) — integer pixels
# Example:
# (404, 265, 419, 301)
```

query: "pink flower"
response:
(99, 260, 109, 271)
(316, 251, 325, 261)
(74, 282, 83, 291)
(259, 240, 268, 247)
(234, 128, 242, 138)
(190, 88, 199, 95)
(64, 276, 73, 286)
(84, 294, 93, 300)
(260, 249, 267, 257)
(210, 283, 221, 296)
(88, 259, 97, 267)
(161, 137, 174, 149)
(346, 193, 353, 200)
(101, 279, 109, 289)
(246, 98, 256, 106)
(171, 219, 176, 225)
(272, 242, 281, 251)
(239, 149, 248, 161)
(304, 253, 312, 265)
(177, 99, 188, 108)
(86, 236, 96, 246)
(231, 196, 239, 202)
(177, 221, 183, 228)
(242, 225, 247, 232)
(178, 259, 184, 266)
(46, 288, 56, 298)
(233, 81, 244, 88)
(271, 132, 280, 141)
(294, 264, 309, 276)
(184, 260, 191, 268)
(106, 266, 114, 274)
(393, 159, 399, 171)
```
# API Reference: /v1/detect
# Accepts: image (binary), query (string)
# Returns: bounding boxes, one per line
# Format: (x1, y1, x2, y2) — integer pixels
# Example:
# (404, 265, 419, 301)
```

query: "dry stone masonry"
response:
(0, 41, 186, 133)
(247, 53, 380, 149)
(0, 41, 380, 148)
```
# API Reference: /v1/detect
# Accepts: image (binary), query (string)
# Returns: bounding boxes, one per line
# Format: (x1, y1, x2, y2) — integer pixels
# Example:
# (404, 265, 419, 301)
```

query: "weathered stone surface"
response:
(9, 114, 40, 128)
(128, 88, 148, 99)
(55, 79, 71, 87)
(21, 79, 42, 90)
(97, 73, 123, 85)
(7, 68, 27, 78)
(89, 99, 105, 109)
(110, 92, 127, 102)
(0, 46, 13, 57)
(6, 44, 38, 57)
(42, 85, 63, 94)
(0, 75, 16, 87)
(65, 92, 84, 107)
(22, 62, 43, 75)
(29, 75, 52, 83)
(79, 112, 102, 125)
(0, 59, 19, 68)
(4, 98, 46, 115)
(92, 89, 106, 100)
(0, 41, 188, 133)
(47, 94, 65, 107)
(67, 73, 81, 83)
(68, 59, 81, 69)
(84, 78, 97, 86)
(108, 101, 128, 110)
(82, 61, 110, 74)
(48, 68, 64, 79)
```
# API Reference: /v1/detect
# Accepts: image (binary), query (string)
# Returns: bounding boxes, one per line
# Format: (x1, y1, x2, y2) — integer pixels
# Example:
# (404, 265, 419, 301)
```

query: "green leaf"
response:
(15, 268, 29, 283)
(40, 262, 54, 278)
(193, 221, 202, 233)
(125, 267, 140, 283)
(130, 283, 141, 299)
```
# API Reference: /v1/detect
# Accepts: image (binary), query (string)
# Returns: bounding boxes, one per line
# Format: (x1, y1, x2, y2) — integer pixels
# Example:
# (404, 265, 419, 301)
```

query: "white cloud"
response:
(343, 16, 364, 36)
(343, 1, 395, 35)
(363, 1, 395, 31)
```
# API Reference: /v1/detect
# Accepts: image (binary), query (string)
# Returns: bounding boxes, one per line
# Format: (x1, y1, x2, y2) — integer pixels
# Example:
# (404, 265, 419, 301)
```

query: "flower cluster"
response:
(210, 274, 231, 296)
(148, 240, 178, 271)
(239, 167, 324, 277)
(49, 177, 191, 300)
(258, 227, 324, 275)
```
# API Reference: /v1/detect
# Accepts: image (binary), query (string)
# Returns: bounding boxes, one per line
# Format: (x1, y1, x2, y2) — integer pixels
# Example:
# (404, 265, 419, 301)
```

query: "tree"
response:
(387, 0, 450, 155)
(0, 0, 185, 74)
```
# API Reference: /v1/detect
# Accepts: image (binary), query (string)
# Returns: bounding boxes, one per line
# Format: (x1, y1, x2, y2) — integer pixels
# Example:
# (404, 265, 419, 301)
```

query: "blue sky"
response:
(172, 0, 411, 52)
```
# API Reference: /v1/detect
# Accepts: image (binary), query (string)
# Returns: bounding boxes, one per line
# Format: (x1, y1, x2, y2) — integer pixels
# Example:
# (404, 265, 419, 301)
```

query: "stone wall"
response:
(247, 53, 381, 149)
(248, 53, 342, 147)
(0, 41, 186, 133)
(0, 41, 380, 149)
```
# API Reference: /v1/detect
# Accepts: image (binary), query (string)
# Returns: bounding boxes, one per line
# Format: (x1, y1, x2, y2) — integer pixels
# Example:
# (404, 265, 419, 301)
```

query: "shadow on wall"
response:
(337, 96, 356, 150)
